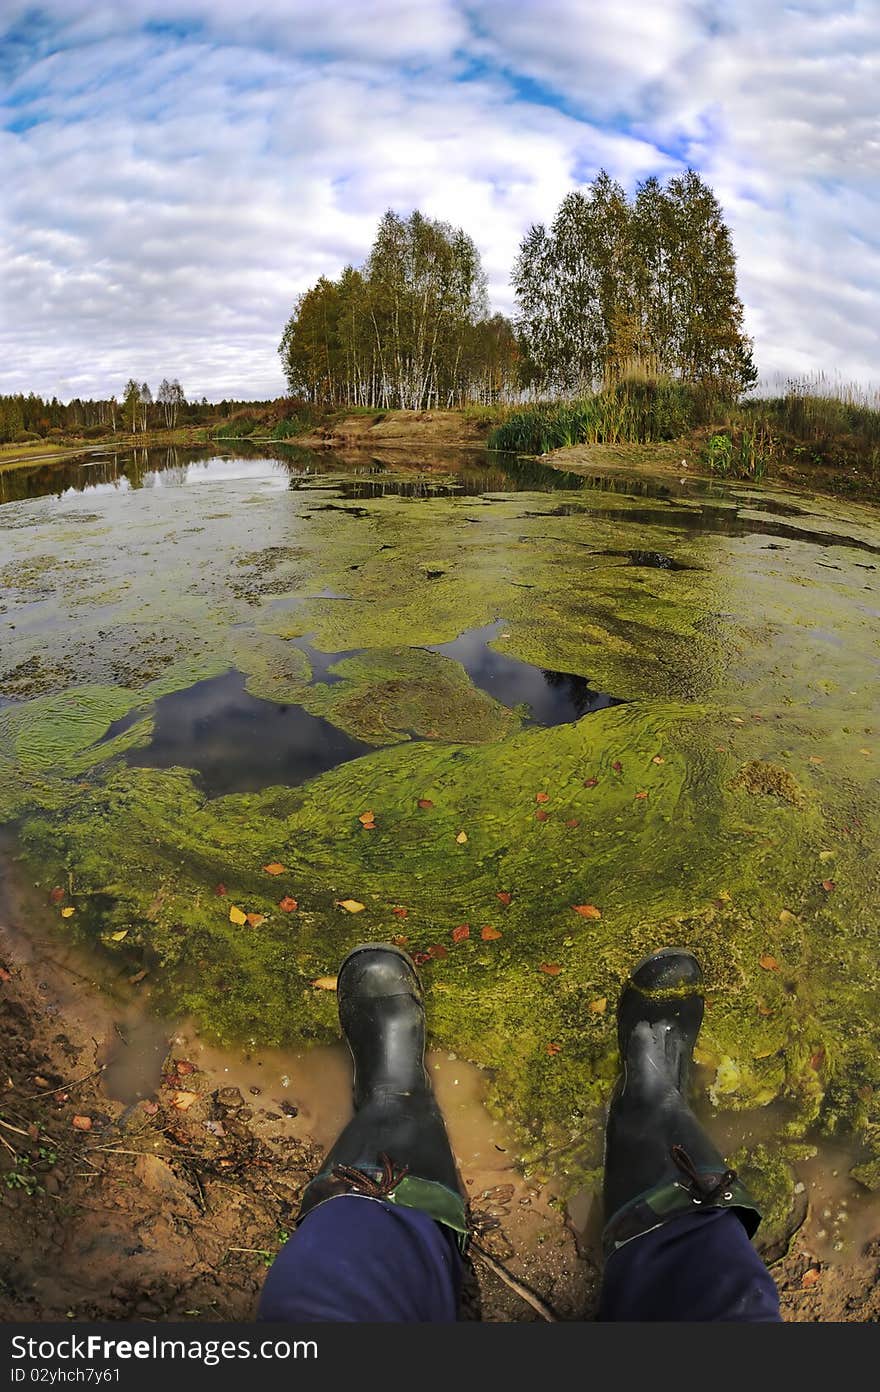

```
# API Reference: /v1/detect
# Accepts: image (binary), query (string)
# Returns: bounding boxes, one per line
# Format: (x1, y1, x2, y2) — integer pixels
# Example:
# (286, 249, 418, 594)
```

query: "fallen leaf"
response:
(821, 879, 836, 893)
(175, 1060, 196, 1076)
(535, 809, 549, 822)
(718, 889, 731, 902)
(540, 963, 562, 975)
(481, 925, 502, 941)
(634, 790, 649, 800)
(215, 882, 227, 896)
(71, 1115, 92, 1131)
(49, 886, 65, 903)
(417, 798, 434, 810)
(496, 891, 512, 906)
(611, 760, 623, 773)
(263, 862, 286, 875)
(229, 905, 247, 925)
(757, 1002, 773, 1017)
(535, 792, 550, 804)
(357, 812, 376, 827)
(337, 899, 366, 913)
(278, 896, 298, 912)
(652, 756, 666, 765)
(455, 831, 468, 844)
(859, 748, 872, 757)
(588, 997, 608, 1015)
(0, 966, 10, 983)
(583, 777, 598, 788)
(141, 1101, 159, 1116)
(129, 969, 148, 985)
(392, 934, 409, 946)
(312, 975, 338, 991)
(731, 717, 746, 725)
(810, 1047, 826, 1071)
(565, 818, 580, 828)
(546, 1042, 562, 1056)
(170, 1091, 198, 1111)
(412, 951, 432, 965)
(452, 924, 470, 943)
(428, 944, 448, 960)
(109, 929, 128, 941)
(818, 850, 834, 863)
(759, 954, 779, 971)
(245, 912, 266, 928)
(60, 907, 75, 919)
(392, 906, 408, 919)
(573, 904, 602, 919)
(808, 756, 824, 765)
(801, 1268, 821, 1289)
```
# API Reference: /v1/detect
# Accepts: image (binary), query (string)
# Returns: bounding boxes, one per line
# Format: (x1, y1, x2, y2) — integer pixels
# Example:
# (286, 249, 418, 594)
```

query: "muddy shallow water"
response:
(1, 442, 879, 1256)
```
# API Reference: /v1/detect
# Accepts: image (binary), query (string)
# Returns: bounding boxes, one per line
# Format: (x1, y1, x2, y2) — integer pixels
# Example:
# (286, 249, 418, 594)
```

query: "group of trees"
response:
(280, 170, 755, 409)
(513, 170, 755, 399)
(122, 378, 186, 433)
(0, 380, 195, 443)
(279, 210, 521, 409)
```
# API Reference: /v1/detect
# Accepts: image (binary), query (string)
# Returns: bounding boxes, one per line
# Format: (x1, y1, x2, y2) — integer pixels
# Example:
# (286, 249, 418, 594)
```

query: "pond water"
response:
(1, 441, 879, 1247)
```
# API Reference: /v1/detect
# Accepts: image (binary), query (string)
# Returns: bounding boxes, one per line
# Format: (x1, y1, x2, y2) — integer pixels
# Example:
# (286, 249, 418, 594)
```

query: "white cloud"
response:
(1, 1, 878, 400)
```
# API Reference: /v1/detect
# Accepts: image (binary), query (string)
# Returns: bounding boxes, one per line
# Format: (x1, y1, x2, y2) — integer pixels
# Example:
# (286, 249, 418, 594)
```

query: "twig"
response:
(471, 1241, 558, 1322)
(0, 1116, 31, 1138)
(20, 1064, 105, 1101)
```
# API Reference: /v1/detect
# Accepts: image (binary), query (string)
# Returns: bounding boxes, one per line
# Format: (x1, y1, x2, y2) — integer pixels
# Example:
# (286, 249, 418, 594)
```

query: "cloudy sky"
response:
(1, 1, 878, 402)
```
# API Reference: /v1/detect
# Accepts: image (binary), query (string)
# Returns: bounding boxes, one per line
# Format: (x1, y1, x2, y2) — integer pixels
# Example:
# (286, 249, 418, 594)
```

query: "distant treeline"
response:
(279, 170, 755, 410)
(0, 385, 277, 445)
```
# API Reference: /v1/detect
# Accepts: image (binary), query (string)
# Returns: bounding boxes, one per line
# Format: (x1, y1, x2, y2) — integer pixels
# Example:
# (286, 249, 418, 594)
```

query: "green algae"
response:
(2, 446, 880, 1194)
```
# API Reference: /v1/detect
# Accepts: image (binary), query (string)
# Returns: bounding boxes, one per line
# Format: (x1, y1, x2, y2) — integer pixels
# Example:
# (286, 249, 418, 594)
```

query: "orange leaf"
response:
(810, 1047, 826, 1071)
(565, 818, 580, 828)
(583, 777, 598, 788)
(535, 809, 549, 822)
(821, 879, 836, 893)
(801, 1268, 821, 1289)
(573, 904, 602, 919)
(358, 812, 376, 827)
(759, 954, 779, 971)
(129, 968, 148, 985)
(535, 791, 550, 803)
(391, 906, 408, 919)
(589, 996, 608, 1014)
(652, 756, 665, 765)
(245, 912, 266, 928)
(611, 760, 623, 773)
(392, 934, 409, 946)
(71, 1115, 92, 1131)
(540, 963, 562, 976)
(278, 896, 298, 912)
(496, 891, 512, 906)
(481, 925, 502, 941)
(546, 1042, 562, 1056)
(0, 966, 10, 983)
(417, 798, 434, 810)
(263, 862, 285, 875)
(635, 790, 649, 800)
(428, 944, 448, 960)
(175, 1060, 196, 1076)
(49, 886, 65, 903)
(312, 975, 338, 991)
(452, 924, 470, 943)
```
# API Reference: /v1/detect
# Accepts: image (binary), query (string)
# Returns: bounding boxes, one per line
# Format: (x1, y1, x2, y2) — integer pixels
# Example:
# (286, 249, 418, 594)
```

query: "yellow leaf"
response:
(808, 755, 824, 765)
(263, 862, 285, 875)
(229, 905, 247, 925)
(110, 930, 128, 941)
(170, 1090, 198, 1111)
(718, 889, 731, 902)
(60, 907, 75, 918)
(337, 899, 366, 913)
(455, 831, 468, 844)
(588, 996, 608, 1014)
(312, 975, 338, 991)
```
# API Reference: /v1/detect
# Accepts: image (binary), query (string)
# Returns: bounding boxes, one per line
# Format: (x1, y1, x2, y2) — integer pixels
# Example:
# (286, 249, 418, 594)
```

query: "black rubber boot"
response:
(297, 944, 469, 1250)
(603, 947, 761, 1257)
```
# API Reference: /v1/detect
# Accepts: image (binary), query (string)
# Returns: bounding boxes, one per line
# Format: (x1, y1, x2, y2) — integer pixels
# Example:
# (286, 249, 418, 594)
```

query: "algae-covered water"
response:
(1, 442, 879, 1229)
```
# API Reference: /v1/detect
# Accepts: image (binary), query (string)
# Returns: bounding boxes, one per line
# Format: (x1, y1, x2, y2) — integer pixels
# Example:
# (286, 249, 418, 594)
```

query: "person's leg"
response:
(258, 944, 467, 1323)
(599, 947, 781, 1323)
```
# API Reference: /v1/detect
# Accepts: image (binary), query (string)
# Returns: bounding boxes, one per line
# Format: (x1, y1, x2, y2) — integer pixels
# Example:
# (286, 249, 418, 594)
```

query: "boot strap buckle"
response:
(671, 1144, 738, 1204)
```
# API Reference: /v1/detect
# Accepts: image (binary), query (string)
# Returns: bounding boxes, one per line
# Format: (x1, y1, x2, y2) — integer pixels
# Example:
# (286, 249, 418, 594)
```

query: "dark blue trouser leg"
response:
(599, 1208, 782, 1321)
(258, 1194, 462, 1323)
